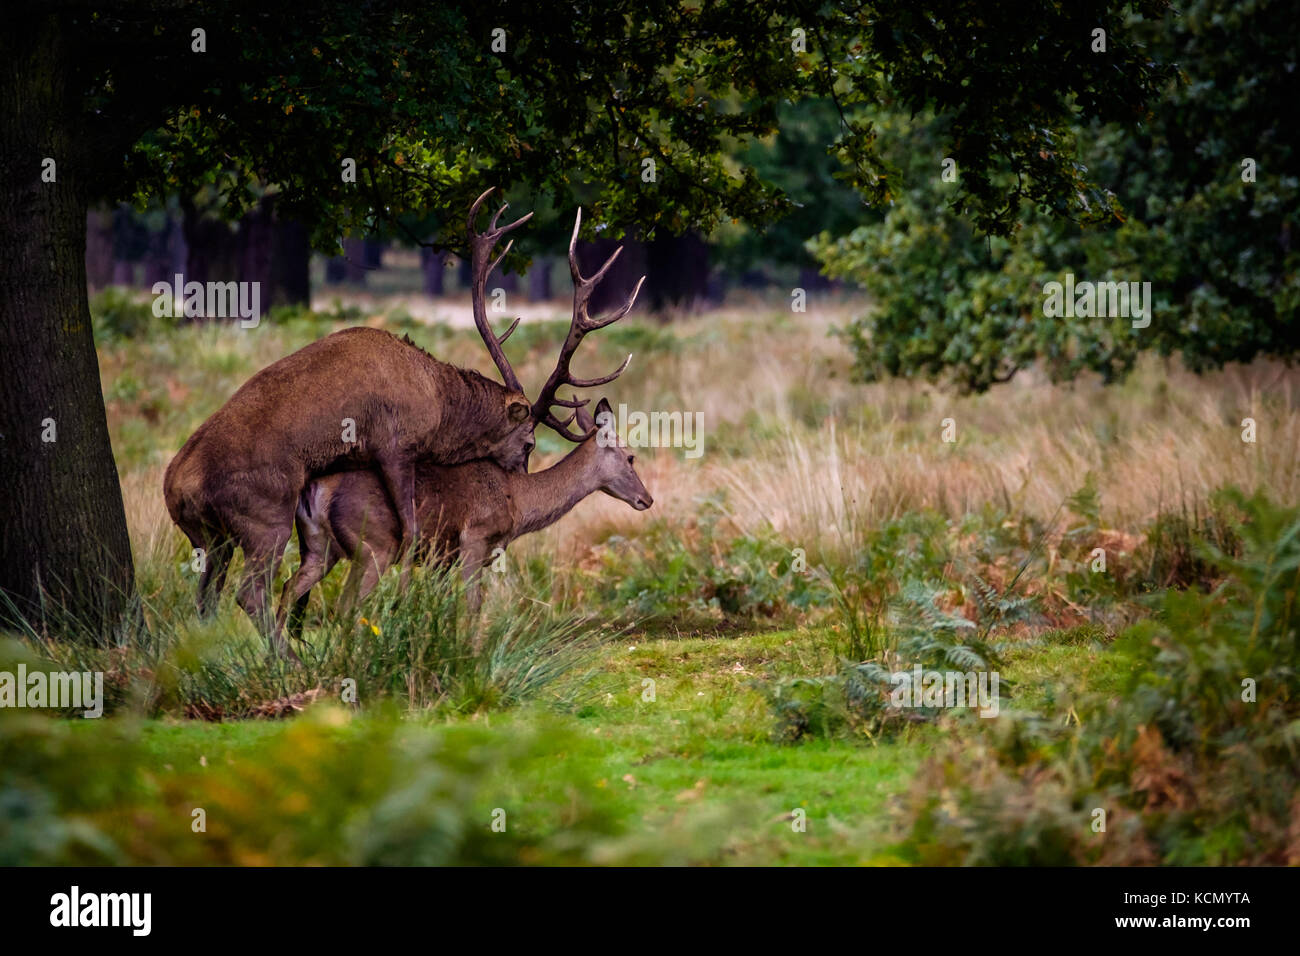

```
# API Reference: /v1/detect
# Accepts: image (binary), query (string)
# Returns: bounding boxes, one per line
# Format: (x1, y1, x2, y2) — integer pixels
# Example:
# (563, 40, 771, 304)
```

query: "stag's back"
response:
(164, 327, 528, 535)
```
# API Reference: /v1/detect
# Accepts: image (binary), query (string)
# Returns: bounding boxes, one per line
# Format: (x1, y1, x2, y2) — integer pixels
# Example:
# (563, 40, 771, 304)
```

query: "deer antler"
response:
(468, 187, 533, 393)
(532, 208, 644, 441)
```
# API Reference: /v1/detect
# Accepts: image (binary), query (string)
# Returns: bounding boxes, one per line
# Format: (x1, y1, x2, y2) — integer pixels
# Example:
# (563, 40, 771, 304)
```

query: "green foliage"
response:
(55, 1, 1172, 256)
(1137, 493, 1243, 592)
(815, 0, 1298, 391)
(892, 577, 1022, 673)
(19, 566, 600, 719)
(897, 489, 1300, 864)
(0, 707, 705, 865)
(716, 100, 866, 280)
(761, 661, 899, 743)
(599, 499, 829, 627)
(89, 287, 168, 342)
(763, 566, 1028, 743)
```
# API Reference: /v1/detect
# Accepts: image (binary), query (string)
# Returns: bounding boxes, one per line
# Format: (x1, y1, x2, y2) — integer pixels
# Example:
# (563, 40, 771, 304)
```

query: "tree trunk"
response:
(420, 247, 446, 296)
(84, 208, 115, 291)
(182, 197, 241, 293)
(577, 233, 648, 316)
(527, 256, 553, 301)
(362, 238, 385, 270)
(248, 198, 310, 308)
(339, 237, 367, 284)
(143, 214, 185, 288)
(325, 255, 348, 283)
(0, 16, 135, 636)
(647, 231, 709, 315)
(238, 195, 277, 304)
(272, 217, 310, 307)
(182, 194, 310, 311)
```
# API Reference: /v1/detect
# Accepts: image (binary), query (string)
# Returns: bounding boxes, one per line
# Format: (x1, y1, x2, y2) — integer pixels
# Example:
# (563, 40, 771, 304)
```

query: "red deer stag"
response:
(277, 206, 648, 639)
(164, 188, 538, 657)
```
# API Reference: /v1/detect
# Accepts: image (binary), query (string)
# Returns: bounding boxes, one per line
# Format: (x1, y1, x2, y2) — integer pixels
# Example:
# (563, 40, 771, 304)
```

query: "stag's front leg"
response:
(458, 534, 493, 653)
(375, 452, 418, 590)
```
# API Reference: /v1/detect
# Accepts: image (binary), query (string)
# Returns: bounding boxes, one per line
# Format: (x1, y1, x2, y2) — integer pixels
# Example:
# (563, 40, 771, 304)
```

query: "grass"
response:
(98, 290, 1300, 615)
(3, 289, 1297, 865)
(42, 623, 1122, 864)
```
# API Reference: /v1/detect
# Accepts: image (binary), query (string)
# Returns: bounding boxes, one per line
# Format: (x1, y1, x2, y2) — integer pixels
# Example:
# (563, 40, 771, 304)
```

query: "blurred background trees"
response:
(96, 0, 1296, 390)
(813, 0, 1298, 390)
(14, 0, 1280, 631)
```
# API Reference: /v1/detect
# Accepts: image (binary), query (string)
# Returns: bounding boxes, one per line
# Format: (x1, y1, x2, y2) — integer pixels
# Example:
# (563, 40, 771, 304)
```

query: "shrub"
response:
(0, 707, 724, 865)
(762, 569, 1025, 743)
(17, 565, 603, 719)
(896, 488, 1300, 865)
(597, 499, 830, 628)
(89, 287, 164, 341)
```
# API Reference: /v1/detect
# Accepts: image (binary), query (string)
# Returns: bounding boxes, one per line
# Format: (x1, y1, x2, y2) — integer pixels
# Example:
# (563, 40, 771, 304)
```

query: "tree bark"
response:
(0, 15, 135, 636)
(143, 214, 185, 288)
(527, 256, 553, 301)
(337, 237, 367, 284)
(181, 197, 241, 295)
(84, 208, 115, 291)
(361, 238, 385, 270)
(420, 247, 446, 296)
(272, 217, 310, 307)
(647, 231, 710, 315)
(183, 194, 310, 311)
(577, 233, 648, 316)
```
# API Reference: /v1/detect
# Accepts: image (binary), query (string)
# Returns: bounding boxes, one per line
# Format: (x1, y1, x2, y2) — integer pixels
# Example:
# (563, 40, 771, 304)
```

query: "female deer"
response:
(279, 399, 651, 637)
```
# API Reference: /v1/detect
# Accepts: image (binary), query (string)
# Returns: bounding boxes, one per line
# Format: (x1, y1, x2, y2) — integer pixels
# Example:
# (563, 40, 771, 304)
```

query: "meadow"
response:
(3, 288, 1298, 865)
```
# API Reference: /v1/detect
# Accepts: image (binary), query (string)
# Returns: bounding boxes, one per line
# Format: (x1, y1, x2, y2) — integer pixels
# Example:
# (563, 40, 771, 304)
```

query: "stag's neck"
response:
(507, 445, 599, 538)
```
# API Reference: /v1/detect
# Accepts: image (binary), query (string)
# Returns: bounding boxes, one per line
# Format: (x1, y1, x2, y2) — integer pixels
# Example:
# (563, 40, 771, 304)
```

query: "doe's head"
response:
(579, 398, 652, 511)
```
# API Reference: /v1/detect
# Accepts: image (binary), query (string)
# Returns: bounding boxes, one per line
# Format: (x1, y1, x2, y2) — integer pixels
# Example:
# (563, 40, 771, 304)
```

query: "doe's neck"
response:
(507, 442, 602, 537)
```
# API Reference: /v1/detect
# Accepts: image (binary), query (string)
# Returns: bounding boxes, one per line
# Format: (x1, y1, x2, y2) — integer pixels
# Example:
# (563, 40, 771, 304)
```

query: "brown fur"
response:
(279, 399, 651, 640)
(163, 326, 534, 653)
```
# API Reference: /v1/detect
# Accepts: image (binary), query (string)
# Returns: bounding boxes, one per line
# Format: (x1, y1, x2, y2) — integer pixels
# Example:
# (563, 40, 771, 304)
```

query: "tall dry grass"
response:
(511, 299, 1300, 572)
(104, 296, 1300, 594)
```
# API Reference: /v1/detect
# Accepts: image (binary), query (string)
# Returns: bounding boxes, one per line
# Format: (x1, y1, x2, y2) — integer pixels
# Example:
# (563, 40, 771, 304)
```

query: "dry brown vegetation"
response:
(103, 295, 1299, 618)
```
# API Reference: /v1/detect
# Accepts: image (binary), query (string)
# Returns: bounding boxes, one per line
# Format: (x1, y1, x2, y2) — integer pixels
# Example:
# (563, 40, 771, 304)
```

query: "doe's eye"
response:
(627, 455, 635, 464)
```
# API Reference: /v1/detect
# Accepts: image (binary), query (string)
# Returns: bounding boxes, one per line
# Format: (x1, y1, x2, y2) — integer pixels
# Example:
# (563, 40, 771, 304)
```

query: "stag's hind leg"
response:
(232, 516, 296, 660)
(193, 534, 234, 619)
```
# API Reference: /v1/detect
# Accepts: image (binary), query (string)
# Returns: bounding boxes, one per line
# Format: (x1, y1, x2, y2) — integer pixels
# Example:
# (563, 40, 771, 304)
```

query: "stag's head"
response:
(468, 188, 644, 470)
(578, 397, 652, 511)
(475, 391, 534, 472)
